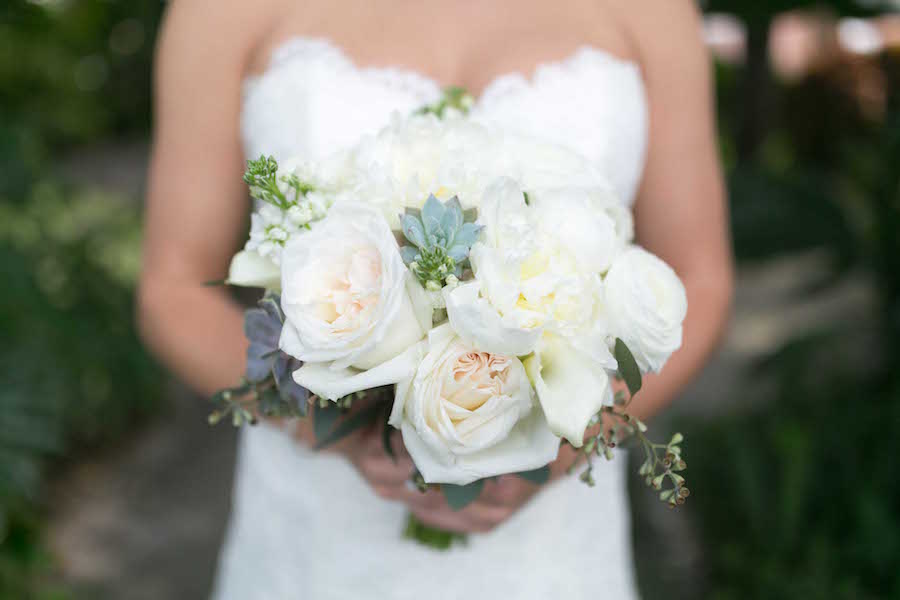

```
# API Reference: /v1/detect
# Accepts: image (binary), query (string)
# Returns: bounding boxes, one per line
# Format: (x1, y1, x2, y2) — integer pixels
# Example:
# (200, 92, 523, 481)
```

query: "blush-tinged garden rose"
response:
(278, 203, 429, 400)
(389, 325, 560, 485)
(604, 247, 688, 373)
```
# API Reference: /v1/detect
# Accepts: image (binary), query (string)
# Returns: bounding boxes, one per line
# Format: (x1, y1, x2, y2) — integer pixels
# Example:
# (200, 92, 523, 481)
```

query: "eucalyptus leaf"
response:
(314, 401, 383, 450)
(313, 402, 341, 441)
(381, 415, 397, 464)
(442, 479, 485, 510)
(614, 338, 642, 397)
(515, 466, 551, 484)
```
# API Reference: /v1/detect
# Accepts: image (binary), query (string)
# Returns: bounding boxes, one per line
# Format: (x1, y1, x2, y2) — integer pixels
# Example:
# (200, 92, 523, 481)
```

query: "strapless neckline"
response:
(243, 35, 641, 107)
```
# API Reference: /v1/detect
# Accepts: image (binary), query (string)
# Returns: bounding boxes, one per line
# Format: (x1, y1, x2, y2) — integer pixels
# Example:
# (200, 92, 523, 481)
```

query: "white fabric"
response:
(214, 36, 647, 600)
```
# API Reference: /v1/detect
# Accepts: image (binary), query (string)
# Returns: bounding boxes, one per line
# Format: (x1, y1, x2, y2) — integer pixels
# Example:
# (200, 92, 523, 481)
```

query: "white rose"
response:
(278, 203, 429, 400)
(390, 325, 560, 485)
(604, 246, 688, 373)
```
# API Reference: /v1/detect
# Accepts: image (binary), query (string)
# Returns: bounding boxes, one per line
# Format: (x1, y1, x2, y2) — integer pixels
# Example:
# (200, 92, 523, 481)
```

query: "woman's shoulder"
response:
(601, 0, 706, 66)
(156, 0, 287, 83)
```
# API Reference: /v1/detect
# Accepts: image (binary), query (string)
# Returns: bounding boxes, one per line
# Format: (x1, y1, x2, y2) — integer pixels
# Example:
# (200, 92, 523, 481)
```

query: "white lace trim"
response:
(243, 36, 442, 102)
(244, 36, 642, 105)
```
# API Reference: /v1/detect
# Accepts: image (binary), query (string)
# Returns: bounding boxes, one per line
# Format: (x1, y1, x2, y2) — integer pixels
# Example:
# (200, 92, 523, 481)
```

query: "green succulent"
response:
(400, 195, 482, 290)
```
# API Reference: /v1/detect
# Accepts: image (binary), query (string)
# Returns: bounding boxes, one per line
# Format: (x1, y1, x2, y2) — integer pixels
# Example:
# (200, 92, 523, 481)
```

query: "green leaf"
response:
(312, 402, 341, 441)
(381, 414, 397, 464)
(442, 479, 485, 510)
(314, 402, 382, 450)
(614, 338, 643, 397)
(515, 466, 551, 484)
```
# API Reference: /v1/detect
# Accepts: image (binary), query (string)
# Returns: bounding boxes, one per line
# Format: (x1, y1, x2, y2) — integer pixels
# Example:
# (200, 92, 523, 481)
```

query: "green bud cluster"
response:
(243, 155, 316, 210)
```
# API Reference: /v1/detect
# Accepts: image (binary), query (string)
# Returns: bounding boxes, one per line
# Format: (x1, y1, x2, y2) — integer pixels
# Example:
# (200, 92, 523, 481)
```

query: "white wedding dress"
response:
(213, 37, 648, 600)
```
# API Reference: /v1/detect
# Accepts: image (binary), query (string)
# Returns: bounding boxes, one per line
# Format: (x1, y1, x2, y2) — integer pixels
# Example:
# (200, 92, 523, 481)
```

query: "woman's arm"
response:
(137, 4, 452, 517)
(138, 1, 273, 396)
(624, 0, 734, 421)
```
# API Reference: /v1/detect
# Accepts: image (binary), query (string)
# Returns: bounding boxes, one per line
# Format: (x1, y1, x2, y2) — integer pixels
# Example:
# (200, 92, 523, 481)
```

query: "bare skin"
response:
(139, 0, 733, 534)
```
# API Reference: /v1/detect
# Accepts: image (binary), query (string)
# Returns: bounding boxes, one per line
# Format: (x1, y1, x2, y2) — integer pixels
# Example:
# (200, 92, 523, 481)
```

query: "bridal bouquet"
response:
(211, 91, 690, 536)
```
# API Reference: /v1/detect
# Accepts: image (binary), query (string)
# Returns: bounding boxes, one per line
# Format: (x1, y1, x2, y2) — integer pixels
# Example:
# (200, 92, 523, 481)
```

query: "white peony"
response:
(445, 178, 614, 355)
(604, 247, 688, 373)
(390, 325, 560, 485)
(278, 203, 429, 400)
(341, 113, 617, 229)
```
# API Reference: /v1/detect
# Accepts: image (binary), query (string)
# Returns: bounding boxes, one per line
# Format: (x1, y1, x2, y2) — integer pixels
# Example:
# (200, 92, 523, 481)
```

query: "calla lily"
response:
(226, 249, 281, 290)
(523, 333, 613, 447)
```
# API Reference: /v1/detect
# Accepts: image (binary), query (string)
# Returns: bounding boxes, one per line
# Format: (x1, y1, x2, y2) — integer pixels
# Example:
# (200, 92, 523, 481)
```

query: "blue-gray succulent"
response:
(400, 195, 482, 289)
(243, 295, 309, 415)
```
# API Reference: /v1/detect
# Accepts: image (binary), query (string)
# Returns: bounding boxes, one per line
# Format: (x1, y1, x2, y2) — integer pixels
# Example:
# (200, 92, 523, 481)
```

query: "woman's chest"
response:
(241, 37, 648, 205)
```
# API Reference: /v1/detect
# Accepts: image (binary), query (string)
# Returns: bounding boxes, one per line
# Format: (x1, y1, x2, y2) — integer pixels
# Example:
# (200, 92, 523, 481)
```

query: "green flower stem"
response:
(403, 513, 468, 550)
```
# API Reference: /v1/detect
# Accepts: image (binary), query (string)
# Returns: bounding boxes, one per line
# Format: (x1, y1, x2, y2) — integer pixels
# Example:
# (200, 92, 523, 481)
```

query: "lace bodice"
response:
(241, 37, 647, 205)
(214, 37, 647, 600)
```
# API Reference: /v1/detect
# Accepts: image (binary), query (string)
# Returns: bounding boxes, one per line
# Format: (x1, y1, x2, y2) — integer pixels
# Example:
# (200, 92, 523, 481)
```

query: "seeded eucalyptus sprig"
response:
(416, 86, 474, 118)
(567, 339, 690, 507)
(400, 195, 482, 290)
(243, 155, 316, 209)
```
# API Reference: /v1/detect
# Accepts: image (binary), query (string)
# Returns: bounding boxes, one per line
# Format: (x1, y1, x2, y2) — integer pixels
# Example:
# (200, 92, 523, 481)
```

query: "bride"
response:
(138, 0, 732, 597)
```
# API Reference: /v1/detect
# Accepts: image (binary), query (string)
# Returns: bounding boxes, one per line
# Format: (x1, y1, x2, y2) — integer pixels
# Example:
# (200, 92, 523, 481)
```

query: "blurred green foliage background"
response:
(1, 1, 163, 597)
(0, 0, 898, 598)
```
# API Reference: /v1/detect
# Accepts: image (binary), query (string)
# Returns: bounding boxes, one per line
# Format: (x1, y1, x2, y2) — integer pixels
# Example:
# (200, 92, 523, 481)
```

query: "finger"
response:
(478, 477, 533, 507)
(358, 453, 415, 485)
(373, 484, 443, 510)
(459, 501, 514, 529)
(409, 505, 488, 534)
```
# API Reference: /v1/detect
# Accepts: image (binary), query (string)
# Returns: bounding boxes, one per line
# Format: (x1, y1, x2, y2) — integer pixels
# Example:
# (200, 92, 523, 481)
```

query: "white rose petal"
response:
(293, 342, 426, 402)
(444, 281, 542, 357)
(604, 247, 688, 373)
(528, 187, 621, 274)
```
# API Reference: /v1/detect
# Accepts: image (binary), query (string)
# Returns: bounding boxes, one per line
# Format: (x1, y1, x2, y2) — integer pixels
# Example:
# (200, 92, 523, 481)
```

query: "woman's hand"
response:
(408, 475, 541, 534)
(289, 405, 542, 533)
